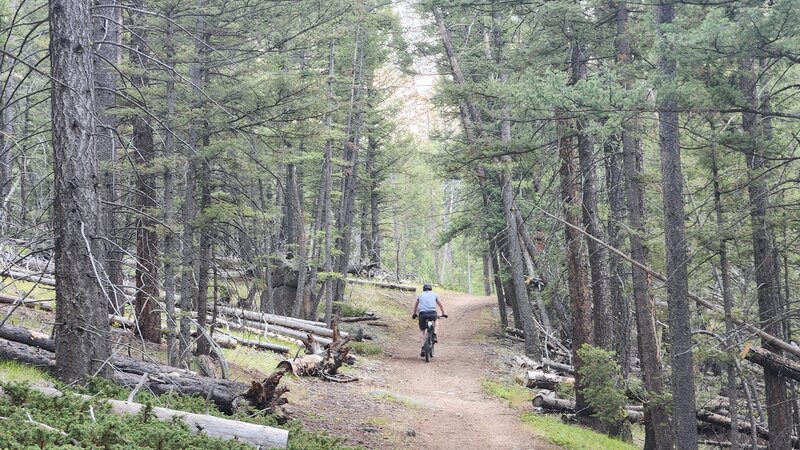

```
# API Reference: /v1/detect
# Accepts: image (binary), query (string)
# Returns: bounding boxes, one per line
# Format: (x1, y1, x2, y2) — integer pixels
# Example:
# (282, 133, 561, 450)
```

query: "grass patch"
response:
(521, 413, 638, 450)
(350, 341, 383, 356)
(371, 391, 417, 409)
(0, 360, 51, 383)
(332, 301, 368, 318)
(480, 379, 531, 408)
(363, 417, 388, 427)
(0, 277, 56, 301)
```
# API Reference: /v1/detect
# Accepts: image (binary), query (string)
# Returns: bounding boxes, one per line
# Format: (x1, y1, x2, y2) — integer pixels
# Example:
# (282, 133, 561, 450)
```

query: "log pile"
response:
(517, 370, 574, 390)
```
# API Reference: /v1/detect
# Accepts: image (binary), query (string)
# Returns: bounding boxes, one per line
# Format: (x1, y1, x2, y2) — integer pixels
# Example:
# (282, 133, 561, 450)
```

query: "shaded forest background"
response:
(2, 0, 800, 448)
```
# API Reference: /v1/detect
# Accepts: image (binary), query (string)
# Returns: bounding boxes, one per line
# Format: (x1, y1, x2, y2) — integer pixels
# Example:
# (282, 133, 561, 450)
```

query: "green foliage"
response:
(0, 382, 252, 449)
(0, 361, 51, 383)
(0, 380, 357, 450)
(576, 344, 628, 427)
(521, 413, 638, 450)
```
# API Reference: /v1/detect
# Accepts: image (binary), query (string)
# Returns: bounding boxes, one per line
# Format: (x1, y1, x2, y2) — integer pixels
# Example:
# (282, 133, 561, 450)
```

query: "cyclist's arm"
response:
(412, 298, 419, 316)
(436, 297, 445, 316)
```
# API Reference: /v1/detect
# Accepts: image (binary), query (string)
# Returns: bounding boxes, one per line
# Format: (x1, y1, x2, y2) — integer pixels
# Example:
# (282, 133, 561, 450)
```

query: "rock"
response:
(405, 428, 416, 437)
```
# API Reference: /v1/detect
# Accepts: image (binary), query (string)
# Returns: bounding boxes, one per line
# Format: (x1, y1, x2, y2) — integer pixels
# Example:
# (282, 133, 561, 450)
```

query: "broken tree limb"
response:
(535, 205, 800, 360)
(29, 385, 289, 449)
(740, 342, 800, 382)
(345, 277, 416, 292)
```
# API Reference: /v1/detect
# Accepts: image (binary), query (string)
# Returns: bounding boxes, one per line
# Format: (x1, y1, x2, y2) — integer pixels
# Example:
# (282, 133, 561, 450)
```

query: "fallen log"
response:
(28, 385, 288, 449)
(339, 315, 379, 323)
(542, 358, 575, 375)
(532, 391, 643, 423)
(0, 334, 246, 414)
(511, 356, 575, 375)
(517, 370, 575, 390)
(217, 331, 289, 354)
(227, 316, 332, 346)
(345, 278, 416, 292)
(0, 269, 56, 286)
(696, 409, 781, 445)
(740, 342, 800, 382)
(217, 305, 341, 338)
(191, 331, 238, 349)
(0, 294, 54, 312)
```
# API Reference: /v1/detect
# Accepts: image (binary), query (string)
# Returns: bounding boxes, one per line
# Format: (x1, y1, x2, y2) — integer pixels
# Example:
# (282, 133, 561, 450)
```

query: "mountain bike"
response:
(421, 315, 447, 362)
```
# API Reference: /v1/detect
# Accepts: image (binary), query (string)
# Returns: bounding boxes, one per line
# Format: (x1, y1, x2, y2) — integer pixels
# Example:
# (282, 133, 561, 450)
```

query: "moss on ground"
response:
(480, 379, 532, 409)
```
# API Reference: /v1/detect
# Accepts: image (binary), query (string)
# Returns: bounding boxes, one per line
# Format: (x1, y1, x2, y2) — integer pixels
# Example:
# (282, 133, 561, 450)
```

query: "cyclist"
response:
(412, 284, 445, 357)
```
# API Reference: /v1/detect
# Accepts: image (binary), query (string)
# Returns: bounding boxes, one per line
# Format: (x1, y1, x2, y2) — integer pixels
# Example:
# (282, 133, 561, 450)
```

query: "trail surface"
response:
(293, 292, 558, 449)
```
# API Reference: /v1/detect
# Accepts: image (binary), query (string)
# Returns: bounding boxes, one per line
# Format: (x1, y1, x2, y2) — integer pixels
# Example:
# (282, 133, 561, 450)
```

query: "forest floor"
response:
(287, 290, 560, 449)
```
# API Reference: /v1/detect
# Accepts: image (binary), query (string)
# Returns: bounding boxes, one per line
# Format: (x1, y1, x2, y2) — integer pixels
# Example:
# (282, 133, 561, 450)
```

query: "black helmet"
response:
(423, 284, 432, 291)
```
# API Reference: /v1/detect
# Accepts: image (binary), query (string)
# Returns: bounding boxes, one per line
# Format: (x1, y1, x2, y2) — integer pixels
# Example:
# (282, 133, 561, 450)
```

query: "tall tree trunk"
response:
(50, 0, 111, 382)
(129, 0, 161, 343)
(617, 3, 672, 447)
(488, 237, 507, 328)
(307, 40, 335, 325)
(0, 0, 17, 235)
(332, 28, 366, 303)
(92, 0, 124, 315)
(740, 56, 790, 450)
(603, 135, 630, 375)
(655, 4, 697, 447)
(195, 159, 212, 357)
(163, 0, 178, 367)
(711, 147, 740, 449)
(556, 104, 593, 415)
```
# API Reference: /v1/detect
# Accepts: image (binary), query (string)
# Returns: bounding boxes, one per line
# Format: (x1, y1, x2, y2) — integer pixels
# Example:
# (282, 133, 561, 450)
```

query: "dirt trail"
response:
(294, 292, 558, 449)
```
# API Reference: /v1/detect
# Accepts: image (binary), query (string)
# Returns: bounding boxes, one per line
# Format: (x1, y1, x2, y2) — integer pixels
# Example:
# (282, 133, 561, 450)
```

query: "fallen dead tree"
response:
(340, 315, 379, 323)
(517, 370, 574, 390)
(0, 294, 54, 312)
(216, 331, 289, 354)
(24, 384, 289, 449)
(224, 315, 332, 346)
(213, 317, 304, 346)
(0, 330, 267, 414)
(532, 390, 644, 423)
(512, 355, 575, 375)
(217, 305, 344, 339)
(740, 342, 800, 382)
(694, 409, 799, 447)
(345, 277, 416, 292)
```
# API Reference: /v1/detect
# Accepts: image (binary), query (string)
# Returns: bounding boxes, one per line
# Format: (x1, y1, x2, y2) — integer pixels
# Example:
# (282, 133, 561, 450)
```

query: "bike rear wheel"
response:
(425, 322, 435, 362)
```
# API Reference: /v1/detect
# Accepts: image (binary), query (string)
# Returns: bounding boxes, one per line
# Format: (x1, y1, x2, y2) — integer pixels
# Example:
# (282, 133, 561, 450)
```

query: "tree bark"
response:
(50, 0, 111, 382)
(739, 55, 790, 449)
(556, 102, 593, 416)
(163, 0, 178, 367)
(129, 0, 161, 343)
(92, 0, 124, 315)
(332, 27, 367, 305)
(617, 3, 671, 447)
(654, 3, 697, 447)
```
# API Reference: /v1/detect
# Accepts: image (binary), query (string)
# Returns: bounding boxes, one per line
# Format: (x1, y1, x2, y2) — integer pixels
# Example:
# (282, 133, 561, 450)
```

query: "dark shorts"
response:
(418, 311, 438, 330)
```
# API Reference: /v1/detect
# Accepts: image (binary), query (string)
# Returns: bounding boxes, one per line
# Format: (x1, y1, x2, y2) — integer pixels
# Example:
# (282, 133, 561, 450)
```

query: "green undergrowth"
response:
(0, 372, 355, 450)
(0, 360, 52, 383)
(521, 413, 638, 450)
(480, 379, 531, 409)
